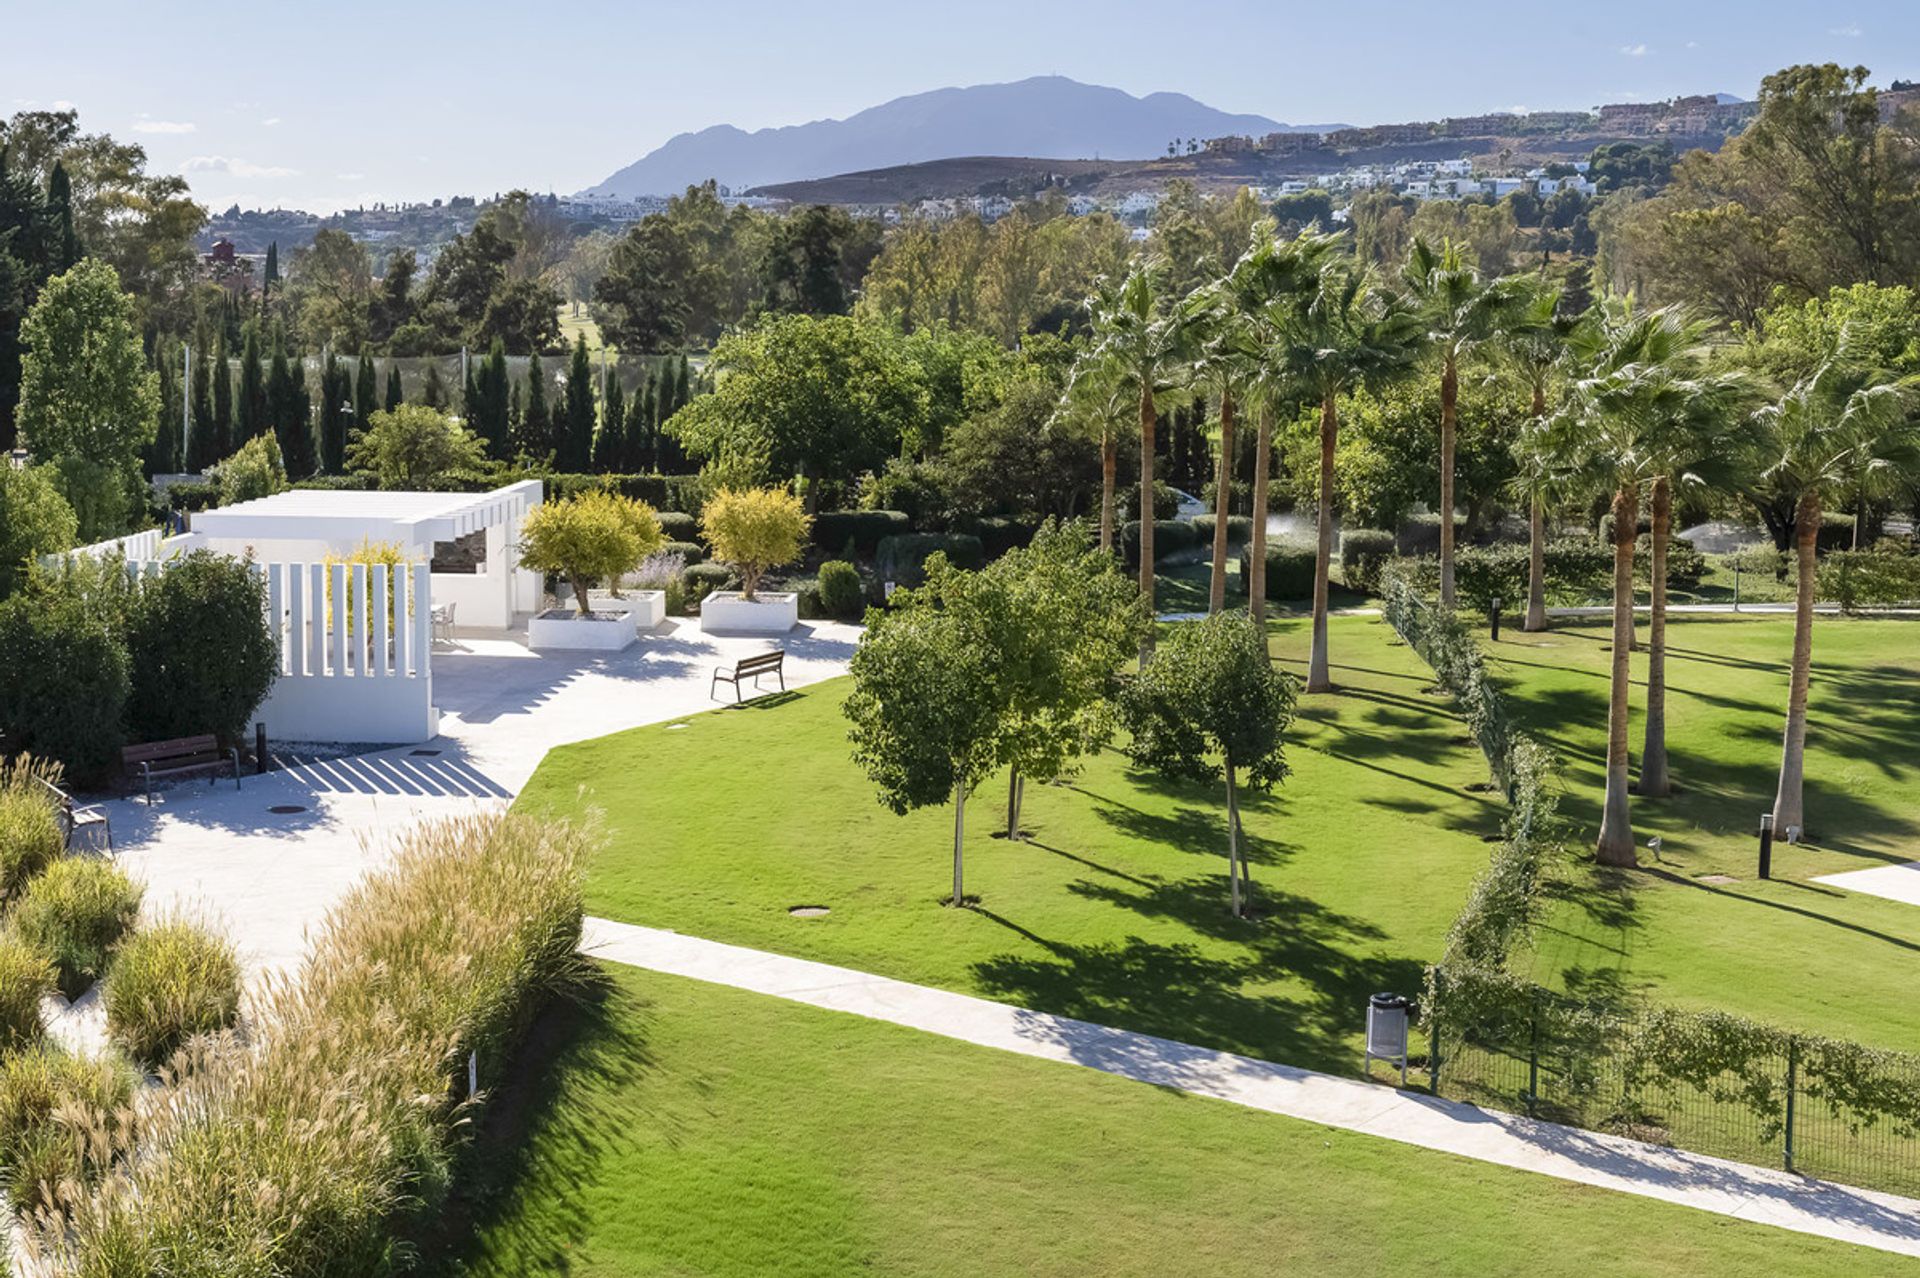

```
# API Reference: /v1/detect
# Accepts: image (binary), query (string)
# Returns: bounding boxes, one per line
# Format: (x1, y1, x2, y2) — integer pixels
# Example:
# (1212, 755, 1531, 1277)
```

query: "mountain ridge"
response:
(584, 76, 1342, 197)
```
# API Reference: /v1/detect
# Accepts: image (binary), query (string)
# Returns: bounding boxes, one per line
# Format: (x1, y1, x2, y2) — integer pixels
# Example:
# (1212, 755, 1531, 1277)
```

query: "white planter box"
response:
(700, 591, 798, 634)
(589, 589, 667, 632)
(527, 608, 638, 652)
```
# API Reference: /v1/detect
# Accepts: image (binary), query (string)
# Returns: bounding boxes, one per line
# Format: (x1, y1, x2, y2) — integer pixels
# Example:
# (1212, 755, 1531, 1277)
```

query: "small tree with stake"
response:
(844, 555, 1006, 908)
(1120, 612, 1295, 918)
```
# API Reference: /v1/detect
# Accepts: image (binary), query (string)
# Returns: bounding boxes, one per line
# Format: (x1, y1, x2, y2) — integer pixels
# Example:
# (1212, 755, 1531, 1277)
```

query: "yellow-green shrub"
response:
(104, 918, 243, 1070)
(701, 486, 809, 601)
(0, 933, 56, 1051)
(11, 858, 143, 998)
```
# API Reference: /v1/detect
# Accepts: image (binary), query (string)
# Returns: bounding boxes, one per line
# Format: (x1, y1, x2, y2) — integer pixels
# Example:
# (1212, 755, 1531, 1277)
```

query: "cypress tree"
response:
(262, 241, 279, 311)
(188, 337, 216, 471)
(633, 372, 657, 472)
(318, 351, 346, 473)
(561, 335, 594, 471)
(516, 352, 550, 459)
(211, 331, 233, 461)
(673, 355, 692, 416)
(596, 369, 626, 474)
(423, 362, 448, 410)
(385, 364, 403, 412)
(355, 349, 377, 425)
(47, 162, 80, 270)
(148, 342, 180, 477)
(290, 354, 313, 475)
(237, 325, 265, 440)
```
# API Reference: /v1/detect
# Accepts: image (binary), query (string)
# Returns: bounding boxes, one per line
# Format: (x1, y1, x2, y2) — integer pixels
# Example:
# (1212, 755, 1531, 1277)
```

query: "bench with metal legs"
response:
(711, 650, 786, 702)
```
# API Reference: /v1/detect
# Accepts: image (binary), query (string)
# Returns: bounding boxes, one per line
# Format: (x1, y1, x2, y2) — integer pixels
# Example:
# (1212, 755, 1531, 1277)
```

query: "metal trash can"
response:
(1365, 992, 1412, 1085)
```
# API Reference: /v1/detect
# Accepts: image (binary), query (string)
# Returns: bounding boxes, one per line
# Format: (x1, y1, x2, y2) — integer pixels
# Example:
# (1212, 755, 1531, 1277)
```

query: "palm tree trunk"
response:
(1209, 389, 1236, 614)
(1307, 393, 1337, 693)
(1099, 432, 1117, 554)
(1139, 384, 1156, 663)
(1640, 476, 1672, 798)
(1225, 759, 1242, 918)
(1525, 494, 1548, 631)
(1772, 493, 1820, 837)
(1249, 403, 1273, 623)
(1438, 352, 1459, 610)
(1596, 482, 1639, 867)
(1852, 501, 1864, 551)
(951, 779, 968, 906)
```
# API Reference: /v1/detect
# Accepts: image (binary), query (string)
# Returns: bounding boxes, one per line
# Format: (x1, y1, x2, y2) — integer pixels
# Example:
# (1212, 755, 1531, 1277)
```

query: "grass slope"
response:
(517, 615, 1500, 1073)
(1490, 615, 1920, 1044)
(428, 963, 1912, 1278)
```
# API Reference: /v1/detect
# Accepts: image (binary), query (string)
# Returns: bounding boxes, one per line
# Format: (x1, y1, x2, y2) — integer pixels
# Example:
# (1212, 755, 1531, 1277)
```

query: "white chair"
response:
(431, 602, 457, 644)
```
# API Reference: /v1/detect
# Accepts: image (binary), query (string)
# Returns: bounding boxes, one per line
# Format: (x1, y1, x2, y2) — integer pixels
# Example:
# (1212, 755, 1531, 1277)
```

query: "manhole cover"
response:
(409, 748, 441, 757)
(268, 804, 307, 815)
(788, 905, 830, 918)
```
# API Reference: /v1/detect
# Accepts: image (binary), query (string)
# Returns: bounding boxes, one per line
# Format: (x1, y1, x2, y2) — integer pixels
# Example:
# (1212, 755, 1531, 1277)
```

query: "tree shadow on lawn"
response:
(971, 877, 1422, 1074)
(412, 969, 658, 1276)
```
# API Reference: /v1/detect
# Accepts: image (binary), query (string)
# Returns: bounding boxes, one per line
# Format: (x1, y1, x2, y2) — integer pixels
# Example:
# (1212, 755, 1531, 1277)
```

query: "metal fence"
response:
(1423, 969, 1920, 1198)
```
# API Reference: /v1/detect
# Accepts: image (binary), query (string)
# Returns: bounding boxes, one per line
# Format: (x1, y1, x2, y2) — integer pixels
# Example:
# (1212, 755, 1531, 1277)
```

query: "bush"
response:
(655, 510, 698, 543)
(1116, 480, 1180, 522)
(123, 551, 279, 745)
(208, 433, 287, 506)
(1240, 540, 1316, 600)
(813, 510, 911, 558)
(660, 538, 705, 565)
(1120, 518, 1201, 567)
(0, 584, 130, 784)
(540, 473, 705, 514)
(517, 491, 662, 615)
(0, 933, 56, 1052)
(628, 549, 689, 615)
(702, 487, 809, 601)
(11, 857, 144, 998)
(104, 918, 243, 1069)
(23, 812, 589, 1273)
(951, 515, 1037, 561)
(0, 465, 77, 598)
(347, 405, 487, 489)
(1820, 543, 1920, 611)
(874, 533, 985, 588)
(682, 562, 735, 610)
(1818, 511, 1857, 554)
(816, 560, 865, 620)
(1394, 513, 1466, 557)
(0, 1046, 137, 1213)
(289, 473, 378, 492)
(1191, 514, 1255, 546)
(859, 458, 951, 529)
(1338, 529, 1395, 592)
(0, 785, 64, 904)
(164, 479, 221, 514)
(51, 457, 133, 545)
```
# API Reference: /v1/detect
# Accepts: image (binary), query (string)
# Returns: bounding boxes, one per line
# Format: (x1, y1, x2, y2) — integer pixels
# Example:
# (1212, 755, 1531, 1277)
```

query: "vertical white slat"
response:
(265, 564, 286, 676)
(331, 563, 349, 677)
(309, 564, 326, 676)
(371, 564, 389, 679)
(288, 563, 306, 677)
(413, 565, 432, 679)
(350, 563, 369, 677)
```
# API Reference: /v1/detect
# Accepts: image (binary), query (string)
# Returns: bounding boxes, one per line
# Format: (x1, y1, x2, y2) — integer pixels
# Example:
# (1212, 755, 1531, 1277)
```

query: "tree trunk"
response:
(1099, 433, 1117, 555)
(1138, 384, 1156, 663)
(951, 779, 968, 906)
(1596, 482, 1639, 867)
(1853, 501, 1864, 551)
(1525, 494, 1548, 632)
(1248, 403, 1273, 624)
(1438, 352, 1459, 611)
(1306, 393, 1337, 693)
(1772, 492, 1820, 837)
(1640, 476, 1672, 798)
(1225, 759, 1242, 918)
(1209, 388, 1236, 614)
(1006, 767, 1022, 841)
(571, 574, 593, 618)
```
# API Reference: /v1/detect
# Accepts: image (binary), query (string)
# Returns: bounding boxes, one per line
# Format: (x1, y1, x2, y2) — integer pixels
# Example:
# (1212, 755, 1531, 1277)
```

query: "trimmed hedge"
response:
(813, 510, 911, 558)
(952, 515, 1039, 561)
(874, 533, 984, 588)
(1338, 529, 1395, 592)
(1395, 513, 1467, 556)
(290, 474, 377, 493)
(682, 562, 735, 609)
(1120, 519, 1202, 567)
(817, 560, 865, 620)
(164, 481, 221, 514)
(1239, 540, 1317, 601)
(1191, 514, 1255, 545)
(655, 511, 698, 543)
(123, 550, 279, 746)
(0, 585, 131, 785)
(660, 539, 705, 566)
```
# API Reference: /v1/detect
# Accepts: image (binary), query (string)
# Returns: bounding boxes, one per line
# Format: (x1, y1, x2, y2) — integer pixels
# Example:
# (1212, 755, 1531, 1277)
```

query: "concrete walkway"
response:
(582, 916, 1920, 1260)
(1814, 861, 1920, 908)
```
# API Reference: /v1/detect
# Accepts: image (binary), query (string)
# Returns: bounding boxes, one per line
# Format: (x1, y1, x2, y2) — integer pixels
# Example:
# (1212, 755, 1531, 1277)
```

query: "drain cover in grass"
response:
(788, 905, 830, 918)
(269, 804, 307, 815)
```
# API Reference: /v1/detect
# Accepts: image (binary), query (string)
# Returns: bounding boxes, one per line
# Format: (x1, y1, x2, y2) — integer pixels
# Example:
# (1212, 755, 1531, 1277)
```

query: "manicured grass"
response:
(1489, 614, 1920, 1046)
(556, 304, 604, 356)
(428, 963, 1912, 1277)
(517, 615, 1501, 1074)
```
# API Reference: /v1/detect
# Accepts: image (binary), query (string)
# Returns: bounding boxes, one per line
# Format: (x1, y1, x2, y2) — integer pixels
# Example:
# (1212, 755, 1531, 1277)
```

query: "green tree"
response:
(346, 404, 487, 490)
(209, 432, 286, 505)
(148, 338, 179, 476)
(262, 241, 278, 310)
(123, 551, 278, 744)
(700, 486, 809, 601)
(267, 332, 314, 478)
(0, 465, 76, 597)
(468, 339, 510, 459)
(354, 348, 377, 426)
(515, 352, 550, 458)
(318, 350, 347, 474)
(515, 491, 662, 616)
(210, 331, 233, 462)
(593, 367, 626, 473)
(1119, 612, 1296, 917)
(1494, 284, 1591, 631)
(15, 258, 157, 473)
(236, 325, 264, 442)
(384, 363, 403, 413)
(561, 334, 595, 471)
(1754, 360, 1919, 836)
(944, 376, 1101, 524)
(1183, 254, 1262, 613)
(187, 337, 216, 472)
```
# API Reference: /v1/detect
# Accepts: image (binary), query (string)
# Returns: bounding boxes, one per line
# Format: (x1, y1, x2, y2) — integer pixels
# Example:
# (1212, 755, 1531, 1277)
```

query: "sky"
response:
(3, 0, 1913, 214)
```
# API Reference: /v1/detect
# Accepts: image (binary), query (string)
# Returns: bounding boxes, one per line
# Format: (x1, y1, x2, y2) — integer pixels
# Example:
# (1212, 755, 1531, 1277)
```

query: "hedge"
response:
(812, 509, 912, 558)
(660, 539, 705, 566)
(1120, 519, 1202, 567)
(0, 585, 131, 785)
(164, 481, 221, 514)
(816, 560, 865, 620)
(1395, 513, 1467, 556)
(1338, 529, 1395, 592)
(655, 511, 698, 543)
(122, 551, 280, 746)
(952, 515, 1038, 561)
(1238, 540, 1316, 601)
(1191, 514, 1256, 545)
(1819, 543, 1920, 611)
(874, 533, 984, 588)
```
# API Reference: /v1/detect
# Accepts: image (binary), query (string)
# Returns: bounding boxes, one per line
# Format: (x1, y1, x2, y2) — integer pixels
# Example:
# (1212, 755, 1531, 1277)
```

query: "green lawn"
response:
(1489, 614, 1920, 1046)
(426, 963, 1912, 1277)
(517, 615, 1501, 1074)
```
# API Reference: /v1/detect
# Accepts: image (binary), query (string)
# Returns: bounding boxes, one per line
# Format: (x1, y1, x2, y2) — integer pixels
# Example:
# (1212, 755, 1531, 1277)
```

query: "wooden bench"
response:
(35, 776, 112, 852)
(122, 735, 241, 805)
(710, 650, 786, 703)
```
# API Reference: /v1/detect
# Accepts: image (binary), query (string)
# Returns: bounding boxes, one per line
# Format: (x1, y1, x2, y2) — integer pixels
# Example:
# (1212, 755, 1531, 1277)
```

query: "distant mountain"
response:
(1713, 92, 1747, 105)
(584, 76, 1338, 197)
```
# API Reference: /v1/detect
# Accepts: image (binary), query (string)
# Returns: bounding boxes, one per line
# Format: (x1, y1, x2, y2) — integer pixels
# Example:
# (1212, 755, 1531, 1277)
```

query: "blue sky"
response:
(3, 0, 1911, 213)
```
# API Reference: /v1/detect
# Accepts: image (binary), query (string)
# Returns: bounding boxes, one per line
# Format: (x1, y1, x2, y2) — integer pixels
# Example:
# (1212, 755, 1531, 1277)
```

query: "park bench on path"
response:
(35, 776, 112, 851)
(122, 735, 241, 805)
(710, 649, 786, 703)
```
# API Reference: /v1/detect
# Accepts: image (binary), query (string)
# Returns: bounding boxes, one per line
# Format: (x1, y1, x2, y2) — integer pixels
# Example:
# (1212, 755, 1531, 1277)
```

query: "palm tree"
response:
(1267, 236, 1423, 691)
(1755, 359, 1919, 836)
(1058, 357, 1132, 555)
(1554, 306, 1749, 862)
(1181, 266, 1259, 613)
(1494, 284, 1590, 632)
(1401, 238, 1531, 610)
(1084, 260, 1192, 645)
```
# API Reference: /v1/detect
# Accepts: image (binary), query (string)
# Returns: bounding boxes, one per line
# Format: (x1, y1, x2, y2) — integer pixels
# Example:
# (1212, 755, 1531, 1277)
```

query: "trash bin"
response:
(1366, 992, 1412, 1084)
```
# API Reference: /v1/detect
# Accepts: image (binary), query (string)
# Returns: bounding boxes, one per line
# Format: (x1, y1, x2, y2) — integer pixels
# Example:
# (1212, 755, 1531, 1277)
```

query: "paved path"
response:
(582, 917, 1920, 1260)
(1815, 861, 1920, 907)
